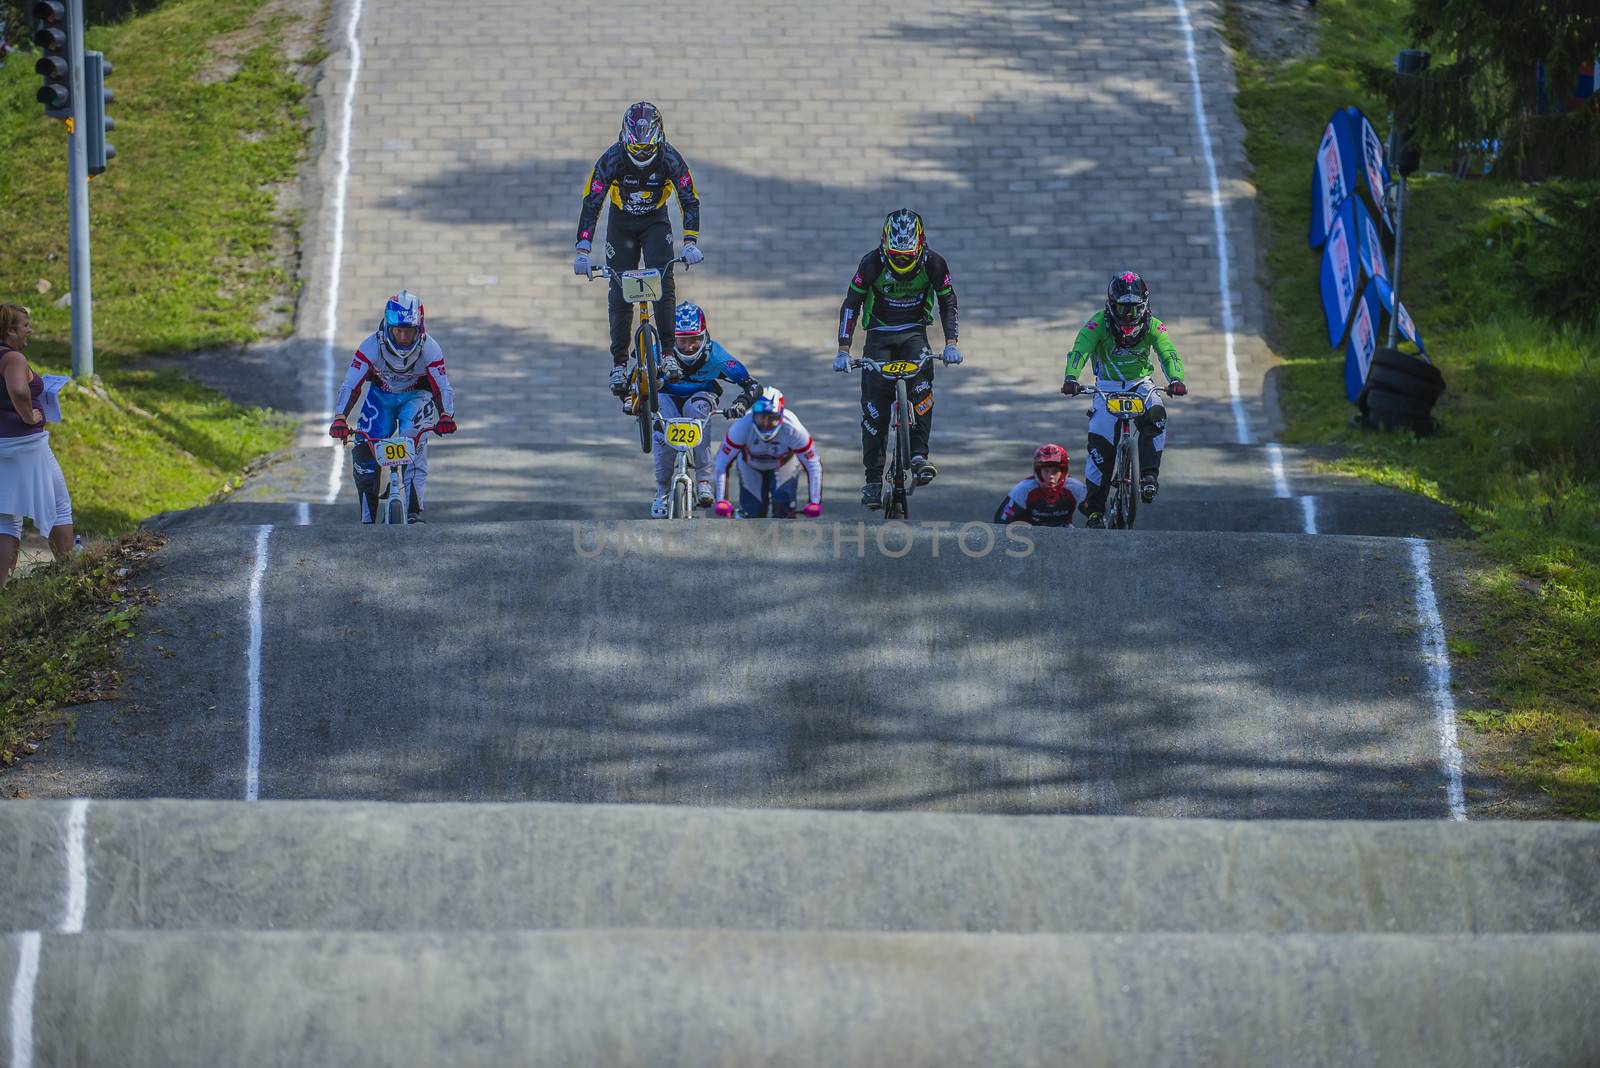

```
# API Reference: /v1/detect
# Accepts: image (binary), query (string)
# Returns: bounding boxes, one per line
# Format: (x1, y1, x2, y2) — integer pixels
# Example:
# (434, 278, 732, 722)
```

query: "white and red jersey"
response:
(994, 476, 1086, 527)
(334, 333, 454, 416)
(713, 409, 822, 504)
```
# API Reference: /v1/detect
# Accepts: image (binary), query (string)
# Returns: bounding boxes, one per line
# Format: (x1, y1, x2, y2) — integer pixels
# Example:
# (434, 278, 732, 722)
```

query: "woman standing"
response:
(0, 303, 75, 587)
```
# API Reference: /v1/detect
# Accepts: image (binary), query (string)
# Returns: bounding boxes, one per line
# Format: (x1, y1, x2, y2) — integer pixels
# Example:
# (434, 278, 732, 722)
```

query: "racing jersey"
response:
(838, 248, 958, 345)
(661, 339, 757, 401)
(994, 476, 1087, 527)
(334, 333, 453, 416)
(1063, 311, 1186, 383)
(713, 409, 823, 504)
(575, 142, 701, 245)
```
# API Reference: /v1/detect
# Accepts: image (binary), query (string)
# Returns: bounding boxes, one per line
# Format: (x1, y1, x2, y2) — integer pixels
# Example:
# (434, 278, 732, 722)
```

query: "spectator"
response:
(0, 303, 75, 587)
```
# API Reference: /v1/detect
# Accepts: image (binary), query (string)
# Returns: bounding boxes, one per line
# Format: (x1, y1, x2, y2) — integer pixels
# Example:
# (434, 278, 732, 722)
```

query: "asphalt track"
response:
(5, 0, 1594, 1062)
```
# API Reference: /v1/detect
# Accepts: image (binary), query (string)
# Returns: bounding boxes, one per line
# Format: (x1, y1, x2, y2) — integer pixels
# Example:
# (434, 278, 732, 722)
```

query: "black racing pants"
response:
(605, 206, 676, 366)
(1082, 411, 1166, 514)
(860, 327, 934, 481)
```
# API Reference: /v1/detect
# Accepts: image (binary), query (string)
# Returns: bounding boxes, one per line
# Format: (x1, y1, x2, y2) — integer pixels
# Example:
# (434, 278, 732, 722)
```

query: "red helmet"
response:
(1033, 443, 1070, 480)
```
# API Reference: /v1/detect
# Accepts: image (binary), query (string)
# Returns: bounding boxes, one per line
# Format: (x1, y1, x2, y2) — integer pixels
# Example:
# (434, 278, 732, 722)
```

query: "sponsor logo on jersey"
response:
(679, 173, 692, 189)
(591, 179, 605, 194)
(915, 396, 934, 415)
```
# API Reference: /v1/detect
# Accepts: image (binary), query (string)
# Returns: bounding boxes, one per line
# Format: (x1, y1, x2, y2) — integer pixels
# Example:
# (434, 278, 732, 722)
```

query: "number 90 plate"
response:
(376, 437, 411, 466)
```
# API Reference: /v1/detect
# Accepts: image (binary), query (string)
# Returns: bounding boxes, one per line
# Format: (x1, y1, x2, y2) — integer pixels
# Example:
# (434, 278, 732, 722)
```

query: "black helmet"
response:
(881, 209, 926, 275)
(620, 102, 664, 167)
(1106, 271, 1151, 344)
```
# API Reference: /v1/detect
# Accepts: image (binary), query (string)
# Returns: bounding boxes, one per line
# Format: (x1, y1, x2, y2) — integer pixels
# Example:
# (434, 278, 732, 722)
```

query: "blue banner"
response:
(1353, 110, 1393, 235)
(1352, 197, 1389, 287)
(1318, 200, 1360, 347)
(1343, 279, 1385, 402)
(1308, 109, 1358, 250)
(1369, 276, 1427, 356)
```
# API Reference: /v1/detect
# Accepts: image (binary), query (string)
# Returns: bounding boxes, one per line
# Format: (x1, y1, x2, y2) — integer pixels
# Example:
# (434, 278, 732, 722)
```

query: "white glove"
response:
(833, 350, 851, 373)
(681, 242, 704, 266)
(573, 241, 592, 276)
(942, 343, 962, 365)
(660, 354, 684, 381)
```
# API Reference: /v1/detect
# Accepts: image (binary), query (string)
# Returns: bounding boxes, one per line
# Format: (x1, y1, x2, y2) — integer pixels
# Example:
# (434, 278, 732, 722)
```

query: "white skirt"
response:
(0, 432, 74, 538)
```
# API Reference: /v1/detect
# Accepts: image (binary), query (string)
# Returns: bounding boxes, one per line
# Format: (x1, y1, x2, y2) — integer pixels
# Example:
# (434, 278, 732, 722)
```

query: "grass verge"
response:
(1, 0, 315, 533)
(1227, 0, 1599, 817)
(0, 532, 163, 771)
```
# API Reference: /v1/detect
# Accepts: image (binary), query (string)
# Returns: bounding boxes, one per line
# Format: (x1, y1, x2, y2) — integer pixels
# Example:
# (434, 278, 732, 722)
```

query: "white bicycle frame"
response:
(656, 408, 721, 519)
(351, 429, 431, 526)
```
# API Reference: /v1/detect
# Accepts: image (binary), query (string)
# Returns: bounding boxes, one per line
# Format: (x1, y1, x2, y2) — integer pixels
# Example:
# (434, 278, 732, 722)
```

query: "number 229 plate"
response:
(664, 420, 701, 447)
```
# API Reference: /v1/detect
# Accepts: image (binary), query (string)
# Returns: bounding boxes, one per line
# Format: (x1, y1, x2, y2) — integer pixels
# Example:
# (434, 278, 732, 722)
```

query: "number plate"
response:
(375, 437, 411, 466)
(664, 420, 702, 448)
(1106, 395, 1145, 415)
(880, 360, 919, 375)
(618, 269, 663, 304)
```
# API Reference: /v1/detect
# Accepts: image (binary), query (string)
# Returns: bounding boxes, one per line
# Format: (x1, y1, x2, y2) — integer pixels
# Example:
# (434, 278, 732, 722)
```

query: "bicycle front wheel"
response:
(895, 379, 912, 495)
(672, 480, 690, 520)
(634, 326, 662, 454)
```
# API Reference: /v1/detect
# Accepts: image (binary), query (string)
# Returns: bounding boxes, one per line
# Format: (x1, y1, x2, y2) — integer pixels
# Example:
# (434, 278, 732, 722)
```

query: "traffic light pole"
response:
(65, 0, 93, 379)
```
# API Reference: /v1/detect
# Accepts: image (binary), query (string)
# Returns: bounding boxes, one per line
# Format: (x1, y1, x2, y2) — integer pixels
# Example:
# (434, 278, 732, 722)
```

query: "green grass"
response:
(0, 532, 161, 768)
(1, 0, 310, 533)
(1228, 0, 1600, 817)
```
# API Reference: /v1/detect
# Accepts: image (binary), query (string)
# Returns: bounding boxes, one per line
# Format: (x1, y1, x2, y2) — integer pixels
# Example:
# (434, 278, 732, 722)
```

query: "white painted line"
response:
(1299, 495, 1319, 535)
(296, 501, 310, 526)
(57, 800, 87, 935)
(8, 931, 40, 1068)
(1173, 0, 1250, 446)
(1264, 443, 1291, 498)
(321, 0, 365, 506)
(245, 524, 273, 802)
(1408, 538, 1467, 820)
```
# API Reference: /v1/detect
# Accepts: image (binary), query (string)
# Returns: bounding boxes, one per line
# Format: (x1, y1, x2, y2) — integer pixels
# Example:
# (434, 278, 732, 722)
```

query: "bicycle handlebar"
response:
(851, 349, 945, 373)
(586, 254, 690, 282)
(343, 426, 438, 448)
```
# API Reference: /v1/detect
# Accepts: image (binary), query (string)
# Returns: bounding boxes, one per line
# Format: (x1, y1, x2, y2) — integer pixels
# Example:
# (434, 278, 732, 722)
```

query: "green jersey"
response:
(1063, 311, 1185, 383)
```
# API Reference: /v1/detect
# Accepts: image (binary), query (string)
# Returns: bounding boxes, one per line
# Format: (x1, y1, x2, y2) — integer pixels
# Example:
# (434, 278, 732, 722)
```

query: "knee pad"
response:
(1137, 404, 1167, 432)
(352, 444, 379, 494)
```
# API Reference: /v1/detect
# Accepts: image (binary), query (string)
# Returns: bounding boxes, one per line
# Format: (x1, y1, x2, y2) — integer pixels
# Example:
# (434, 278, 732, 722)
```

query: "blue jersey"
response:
(661, 339, 755, 399)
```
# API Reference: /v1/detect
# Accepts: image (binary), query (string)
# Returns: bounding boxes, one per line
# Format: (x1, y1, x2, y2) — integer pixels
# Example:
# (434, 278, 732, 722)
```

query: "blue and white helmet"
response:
(750, 386, 786, 442)
(379, 290, 425, 373)
(673, 300, 709, 371)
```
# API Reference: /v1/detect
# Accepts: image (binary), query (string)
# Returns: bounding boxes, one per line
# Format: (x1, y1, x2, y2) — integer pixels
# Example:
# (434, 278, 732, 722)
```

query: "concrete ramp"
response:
(3, 802, 1598, 934)
(6, 930, 1598, 1067)
(48, 521, 1460, 816)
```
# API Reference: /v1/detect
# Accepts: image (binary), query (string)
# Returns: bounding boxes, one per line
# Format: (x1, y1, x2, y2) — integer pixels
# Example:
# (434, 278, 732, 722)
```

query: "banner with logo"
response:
(1352, 196, 1389, 286)
(1343, 279, 1385, 402)
(1318, 200, 1360, 346)
(1369, 276, 1427, 356)
(1308, 108, 1357, 250)
(1353, 110, 1393, 235)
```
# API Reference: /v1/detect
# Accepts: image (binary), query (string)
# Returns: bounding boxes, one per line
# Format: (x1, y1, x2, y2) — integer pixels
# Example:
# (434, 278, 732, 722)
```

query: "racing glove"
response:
(942, 343, 962, 365)
(573, 240, 592, 276)
(434, 414, 457, 435)
(714, 500, 734, 517)
(1168, 379, 1188, 397)
(680, 241, 704, 266)
(328, 416, 350, 440)
(833, 350, 851, 373)
(1060, 377, 1084, 397)
(803, 502, 822, 518)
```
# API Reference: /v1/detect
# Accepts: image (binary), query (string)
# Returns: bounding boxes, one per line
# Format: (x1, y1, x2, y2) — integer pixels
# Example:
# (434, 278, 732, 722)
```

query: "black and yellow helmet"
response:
(620, 102, 664, 167)
(881, 209, 926, 275)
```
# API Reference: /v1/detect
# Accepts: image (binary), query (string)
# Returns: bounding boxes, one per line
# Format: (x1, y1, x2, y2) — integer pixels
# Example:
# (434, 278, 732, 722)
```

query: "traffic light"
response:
(31, 0, 71, 119)
(85, 51, 114, 173)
